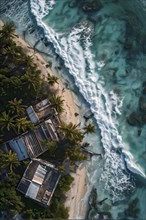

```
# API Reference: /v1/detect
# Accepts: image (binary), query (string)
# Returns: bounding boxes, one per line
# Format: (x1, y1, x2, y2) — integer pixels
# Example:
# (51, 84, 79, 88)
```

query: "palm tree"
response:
(47, 75, 59, 86)
(0, 111, 15, 131)
(50, 95, 64, 114)
(1, 45, 17, 65)
(21, 71, 40, 93)
(24, 55, 33, 65)
(22, 55, 37, 69)
(2, 46, 14, 56)
(65, 146, 86, 161)
(43, 140, 58, 157)
(0, 150, 20, 173)
(8, 98, 27, 117)
(83, 123, 96, 135)
(0, 22, 15, 39)
(15, 117, 33, 134)
(60, 122, 84, 143)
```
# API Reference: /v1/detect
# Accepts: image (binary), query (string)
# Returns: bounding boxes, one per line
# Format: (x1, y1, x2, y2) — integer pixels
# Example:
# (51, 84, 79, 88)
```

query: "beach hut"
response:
(6, 119, 59, 161)
(17, 158, 61, 207)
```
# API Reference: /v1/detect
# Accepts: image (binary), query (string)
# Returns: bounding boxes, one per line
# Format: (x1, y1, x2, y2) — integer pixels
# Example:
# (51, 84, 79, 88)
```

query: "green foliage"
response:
(49, 199, 69, 219)
(65, 146, 87, 161)
(50, 95, 64, 114)
(47, 74, 59, 86)
(8, 98, 27, 116)
(0, 22, 15, 39)
(0, 111, 15, 132)
(0, 188, 24, 216)
(0, 24, 42, 112)
(57, 174, 74, 192)
(41, 123, 87, 164)
(0, 111, 33, 138)
(20, 71, 41, 96)
(42, 138, 86, 163)
(23, 198, 69, 219)
(60, 122, 84, 144)
(15, 117, 34, 134)
(0, 174, 24, 217)
(0, 150, 20, 173)
(43, 140, 58, 156)
(0, 24, 44, 140)
(22, 194, 69, 219)
(58, 165, 66, 173)
(83, 123, 96, 134)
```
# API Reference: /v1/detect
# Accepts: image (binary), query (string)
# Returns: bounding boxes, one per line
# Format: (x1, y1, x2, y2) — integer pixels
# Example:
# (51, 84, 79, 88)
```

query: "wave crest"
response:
(29, 0, 146, 203)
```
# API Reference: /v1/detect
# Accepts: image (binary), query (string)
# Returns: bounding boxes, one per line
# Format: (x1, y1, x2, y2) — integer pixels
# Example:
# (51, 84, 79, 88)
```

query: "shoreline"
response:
(64, 163, 87, 219)
(0, 19, 87, 219)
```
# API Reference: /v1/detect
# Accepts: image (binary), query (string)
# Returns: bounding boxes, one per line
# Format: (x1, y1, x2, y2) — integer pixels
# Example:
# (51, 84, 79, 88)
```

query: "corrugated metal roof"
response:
(9, 138, 29, 161)
(26, 181, 40, 199)
(7, 118, 59, 161)
(17, 159, 61, 206)
(35, 98, 50, 112)
(44, 119, 59, 141)
(17, 178, 31, 194)
(26, 106, 39, 124)
(32, 164, 47, 185)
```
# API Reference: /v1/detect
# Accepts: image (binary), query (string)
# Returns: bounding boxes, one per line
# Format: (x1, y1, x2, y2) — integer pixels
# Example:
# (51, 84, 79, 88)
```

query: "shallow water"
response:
(0, 0, 146, 219)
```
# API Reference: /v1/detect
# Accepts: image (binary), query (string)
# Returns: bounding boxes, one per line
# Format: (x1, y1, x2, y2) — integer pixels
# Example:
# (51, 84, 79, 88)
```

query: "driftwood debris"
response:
(98, 197, 108, 205)
(83, 113, 94, 122)
(81, 147, 102, 158)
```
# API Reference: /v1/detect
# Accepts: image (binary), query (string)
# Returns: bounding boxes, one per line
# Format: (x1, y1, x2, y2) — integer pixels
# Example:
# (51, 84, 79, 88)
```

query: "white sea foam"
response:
(123, 149, 146, 178)
(30, 0, 56, 18)
(1, 0, 32, 31)
(29, 0, 146, 202)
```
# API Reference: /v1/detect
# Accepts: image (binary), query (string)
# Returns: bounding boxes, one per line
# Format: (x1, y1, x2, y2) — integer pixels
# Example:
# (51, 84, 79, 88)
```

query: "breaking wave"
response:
(29, 0, 146, 203)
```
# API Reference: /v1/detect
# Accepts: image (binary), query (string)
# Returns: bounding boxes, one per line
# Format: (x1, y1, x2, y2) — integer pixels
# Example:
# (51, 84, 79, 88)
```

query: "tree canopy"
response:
(0, 150, 20, 173)
(47, 74, 59, 86)
(83, 123, 96, 134)
(50, 95, 64, 114)
(8, 98, 26, 117)
(60, 122, 84, 144)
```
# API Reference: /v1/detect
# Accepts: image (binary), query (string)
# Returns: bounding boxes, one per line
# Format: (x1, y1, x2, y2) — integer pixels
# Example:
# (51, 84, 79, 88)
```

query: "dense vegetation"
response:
(0, 23, 65, 141)
(0, 171, 73, 219)
(0, 23, 43, 141)
(0, 23, 95, 219)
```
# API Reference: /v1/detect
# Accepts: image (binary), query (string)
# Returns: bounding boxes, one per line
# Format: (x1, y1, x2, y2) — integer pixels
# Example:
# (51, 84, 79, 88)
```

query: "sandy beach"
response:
(0, 19, 87, 219)
(64, 163, 87, 219)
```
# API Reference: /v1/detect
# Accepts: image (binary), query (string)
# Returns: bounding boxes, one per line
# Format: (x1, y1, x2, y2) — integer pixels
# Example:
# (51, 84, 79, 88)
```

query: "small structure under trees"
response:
(26, 98, 60, 127)
(17, 158, 61, 207)
(5, 119, 59, 160)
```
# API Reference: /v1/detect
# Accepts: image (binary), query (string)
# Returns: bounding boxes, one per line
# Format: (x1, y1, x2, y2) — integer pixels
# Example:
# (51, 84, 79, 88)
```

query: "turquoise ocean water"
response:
(0, 0, 146, 219)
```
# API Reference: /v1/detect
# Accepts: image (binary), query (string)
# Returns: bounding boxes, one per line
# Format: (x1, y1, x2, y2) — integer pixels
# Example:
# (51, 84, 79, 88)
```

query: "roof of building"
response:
(27, 99, 52, 124)
(35, 98, 51, 112)
(17, 159, 61, 207)
(6, 137, 29, 161)
(26, 106, 39, 124)
(6, 119, 59, 160)
(26, 99, 60, 128)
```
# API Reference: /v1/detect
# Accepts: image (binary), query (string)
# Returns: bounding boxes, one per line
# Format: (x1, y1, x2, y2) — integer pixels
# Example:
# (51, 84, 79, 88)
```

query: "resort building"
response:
(17, 159, 61, 207)
(5, 119, 59, 160)
(26, 98, 60, 128)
